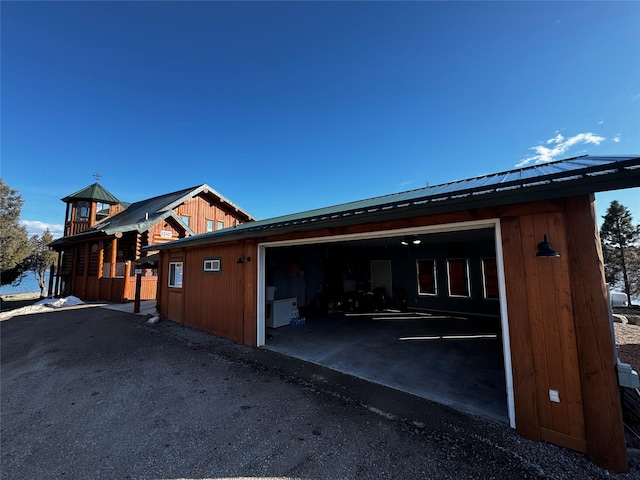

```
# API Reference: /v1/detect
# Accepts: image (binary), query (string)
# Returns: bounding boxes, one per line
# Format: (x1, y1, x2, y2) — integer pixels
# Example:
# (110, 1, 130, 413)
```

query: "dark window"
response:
(76, 201, 90, 221)
(416, 259, 437, 295)
(482, 258, 499, 299)
(447, 259, 470, 297)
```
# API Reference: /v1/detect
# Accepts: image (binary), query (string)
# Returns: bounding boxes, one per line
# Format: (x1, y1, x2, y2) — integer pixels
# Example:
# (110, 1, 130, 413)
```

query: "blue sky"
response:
(2, 1, 638, 239)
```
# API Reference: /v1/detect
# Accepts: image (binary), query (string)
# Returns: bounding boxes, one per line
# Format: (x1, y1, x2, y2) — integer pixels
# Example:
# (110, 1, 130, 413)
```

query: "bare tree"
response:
(25, 229, 58, 297)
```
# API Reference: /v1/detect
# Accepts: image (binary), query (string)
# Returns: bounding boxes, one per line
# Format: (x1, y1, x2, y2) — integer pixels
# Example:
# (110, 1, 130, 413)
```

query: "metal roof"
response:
(50, 184, 256, 247)
(148, 155, 640, 251)
(61, 182, 122, 204)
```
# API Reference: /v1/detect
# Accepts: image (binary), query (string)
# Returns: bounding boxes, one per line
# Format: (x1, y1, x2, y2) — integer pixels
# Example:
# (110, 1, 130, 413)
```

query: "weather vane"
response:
(94, 173, 102, 182)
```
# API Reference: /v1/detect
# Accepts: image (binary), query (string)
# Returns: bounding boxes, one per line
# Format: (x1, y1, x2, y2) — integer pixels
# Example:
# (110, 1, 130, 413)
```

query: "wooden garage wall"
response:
(500, 195, 627, 472)
(157, 241, 257, 345)
(154, 194, 626, 471)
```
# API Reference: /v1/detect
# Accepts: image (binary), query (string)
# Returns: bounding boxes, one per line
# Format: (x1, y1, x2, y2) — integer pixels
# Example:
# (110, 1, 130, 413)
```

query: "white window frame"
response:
(446, 258, 471, 298)
(203, 258, 221, 273)
(168, 261, 183, 288)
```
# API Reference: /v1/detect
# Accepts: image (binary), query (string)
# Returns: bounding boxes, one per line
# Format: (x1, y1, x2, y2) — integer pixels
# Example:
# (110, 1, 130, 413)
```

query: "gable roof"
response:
(148, 155, 640, 251)
(61, 182, 122, 204)
(50, 184, 255, 246)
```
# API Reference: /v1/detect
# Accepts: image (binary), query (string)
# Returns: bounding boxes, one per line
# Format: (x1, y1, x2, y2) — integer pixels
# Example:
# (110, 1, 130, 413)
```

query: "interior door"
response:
(370, 260, 392, 297)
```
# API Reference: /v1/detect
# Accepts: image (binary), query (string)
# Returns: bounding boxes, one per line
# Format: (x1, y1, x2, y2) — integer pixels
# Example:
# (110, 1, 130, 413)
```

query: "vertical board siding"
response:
(518, 211, 586, 447)
(153, 196, 628, 469)
(500, 216, 540, 441)
(564, 195, 628, 472)
(175, 196, 243, 235)
(180, 243, 248, 343)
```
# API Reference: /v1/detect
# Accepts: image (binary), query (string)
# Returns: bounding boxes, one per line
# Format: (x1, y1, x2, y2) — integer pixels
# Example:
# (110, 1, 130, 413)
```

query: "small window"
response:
(95, 202, 110, 221)
(76, 201, 90, 221)
(217, 221, 225, 230)
(206, 220, 214, 232)
(447, 259, 470, 298)
(481, 258, 499, 299)
(168, 262, 183, 288)
(204, 258, 221, 273)
(181, 215, 190, 227)
(416, 259, 437, 295)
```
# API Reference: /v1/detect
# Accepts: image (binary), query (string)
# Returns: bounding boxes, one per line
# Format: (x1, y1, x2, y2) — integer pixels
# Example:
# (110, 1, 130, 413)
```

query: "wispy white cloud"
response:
(21, 220, 64, 239)
(516, 132, 605, 167)
(612, 134, 621, 143)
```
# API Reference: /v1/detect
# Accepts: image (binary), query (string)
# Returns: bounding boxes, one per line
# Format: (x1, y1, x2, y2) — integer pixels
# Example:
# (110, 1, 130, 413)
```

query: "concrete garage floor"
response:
(265, 310, 509, 422)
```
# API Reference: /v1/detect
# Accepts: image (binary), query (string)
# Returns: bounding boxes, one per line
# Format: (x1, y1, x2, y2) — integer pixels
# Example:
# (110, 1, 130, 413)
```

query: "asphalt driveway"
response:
(2, 304, 638, 479)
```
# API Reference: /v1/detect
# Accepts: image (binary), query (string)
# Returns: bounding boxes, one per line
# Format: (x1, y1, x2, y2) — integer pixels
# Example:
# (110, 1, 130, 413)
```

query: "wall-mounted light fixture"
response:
(237, 255, 251, 264)
(536, 234, 560, 257)
(401, 236, 422, 246)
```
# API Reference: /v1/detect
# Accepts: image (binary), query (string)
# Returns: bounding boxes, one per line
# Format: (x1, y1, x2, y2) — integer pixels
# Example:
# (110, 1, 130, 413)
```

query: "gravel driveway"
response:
(2, 305, 639, 479)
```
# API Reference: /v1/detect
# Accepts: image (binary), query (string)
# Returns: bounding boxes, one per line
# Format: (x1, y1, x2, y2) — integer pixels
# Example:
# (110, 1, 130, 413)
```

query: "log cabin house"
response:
(49, 182, 254, 302)
(146, 155, 639, 472)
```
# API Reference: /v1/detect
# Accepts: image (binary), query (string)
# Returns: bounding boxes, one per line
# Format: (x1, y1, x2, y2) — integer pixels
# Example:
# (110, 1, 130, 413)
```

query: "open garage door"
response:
(256, 220, 514, 425)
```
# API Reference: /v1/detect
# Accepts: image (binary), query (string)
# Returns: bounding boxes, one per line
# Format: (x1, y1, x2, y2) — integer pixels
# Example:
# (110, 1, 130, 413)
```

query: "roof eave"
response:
(145, 165, 640, 252)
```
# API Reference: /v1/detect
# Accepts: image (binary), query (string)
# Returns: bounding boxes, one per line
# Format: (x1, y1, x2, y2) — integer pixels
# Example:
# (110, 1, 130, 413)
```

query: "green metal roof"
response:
(147, 155, 640, 252)
(50, 184, 255, 247)
(61, 182, 122, 204)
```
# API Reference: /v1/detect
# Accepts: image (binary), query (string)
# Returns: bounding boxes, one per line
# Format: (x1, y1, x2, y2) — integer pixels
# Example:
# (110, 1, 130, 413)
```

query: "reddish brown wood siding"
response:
(504, 211, 587, 452)
(159, 243, 254, 343)
(154, 195, 627, 471)
(500, 216, 539, 441)
(175, 195, 244, 235)
(564, 195, 627, 472)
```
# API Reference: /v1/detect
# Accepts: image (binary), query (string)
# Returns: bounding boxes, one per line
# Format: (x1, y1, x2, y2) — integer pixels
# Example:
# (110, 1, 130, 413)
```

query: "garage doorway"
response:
(256, 220, 514, 426)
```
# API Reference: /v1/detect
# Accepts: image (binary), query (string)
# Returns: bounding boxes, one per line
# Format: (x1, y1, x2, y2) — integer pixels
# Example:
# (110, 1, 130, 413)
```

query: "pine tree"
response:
(600, 200, 640, 306)
(0, 180, 30, 286)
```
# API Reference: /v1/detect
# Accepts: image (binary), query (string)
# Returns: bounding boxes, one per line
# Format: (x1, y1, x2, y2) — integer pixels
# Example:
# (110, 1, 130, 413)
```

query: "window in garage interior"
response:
(481, 258, 499, 299)
(447, 259, 470, 297)
(417, 259, 438, 295)
(169, 261, 183, 288)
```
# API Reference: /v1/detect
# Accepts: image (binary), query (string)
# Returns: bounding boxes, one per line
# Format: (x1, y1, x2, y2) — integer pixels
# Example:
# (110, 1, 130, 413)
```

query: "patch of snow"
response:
(0, 296, 86, 321)
(34, 296, 84, 308)
(0, 304, 51, 320)
(46, 296, 84, 308)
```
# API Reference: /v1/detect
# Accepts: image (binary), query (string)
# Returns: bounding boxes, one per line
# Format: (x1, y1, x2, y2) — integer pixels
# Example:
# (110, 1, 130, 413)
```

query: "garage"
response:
(258, 222, 513, 424)
(150, 155, 639, 471)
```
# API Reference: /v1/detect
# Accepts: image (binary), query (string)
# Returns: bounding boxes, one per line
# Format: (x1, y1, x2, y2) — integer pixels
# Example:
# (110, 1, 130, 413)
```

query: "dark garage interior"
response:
(262, 228, 510, 422)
